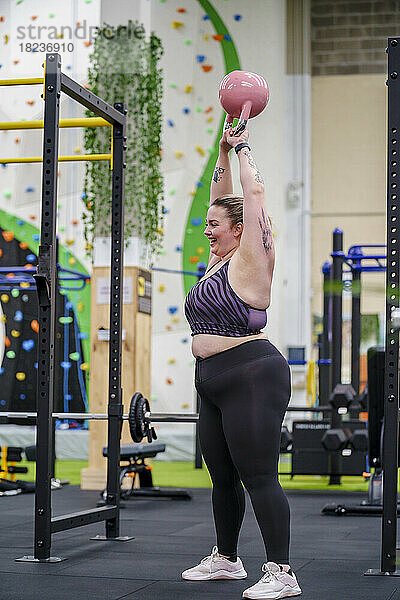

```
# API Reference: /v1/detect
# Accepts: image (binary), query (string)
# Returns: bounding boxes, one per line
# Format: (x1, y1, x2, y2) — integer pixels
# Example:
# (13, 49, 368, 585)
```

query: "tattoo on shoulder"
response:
(213, 166, 226, 183)
(243, 149, 265, 185)
(257, 208, 273, 255)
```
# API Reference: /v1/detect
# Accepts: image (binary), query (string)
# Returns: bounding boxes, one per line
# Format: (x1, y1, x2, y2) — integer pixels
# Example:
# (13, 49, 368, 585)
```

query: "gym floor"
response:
(0, 486, 398, 600)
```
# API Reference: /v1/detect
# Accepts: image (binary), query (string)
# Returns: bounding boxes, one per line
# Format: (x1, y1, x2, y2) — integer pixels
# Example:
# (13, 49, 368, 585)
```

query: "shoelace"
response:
(199, 546, 219, 574)
(260, 563, 275, 583)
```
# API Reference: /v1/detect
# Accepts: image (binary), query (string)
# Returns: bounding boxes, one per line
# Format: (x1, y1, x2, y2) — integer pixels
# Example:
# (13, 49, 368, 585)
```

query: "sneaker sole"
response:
(182, 568, 248, 581)
(242, 585, 302, 599)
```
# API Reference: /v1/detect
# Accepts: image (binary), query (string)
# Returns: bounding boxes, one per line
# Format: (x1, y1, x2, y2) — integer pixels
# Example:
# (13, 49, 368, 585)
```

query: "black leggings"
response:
(195, 339, 291, 564)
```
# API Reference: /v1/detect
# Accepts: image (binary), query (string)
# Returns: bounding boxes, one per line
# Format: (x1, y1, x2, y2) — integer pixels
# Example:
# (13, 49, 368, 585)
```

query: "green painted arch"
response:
(0, 209, 91, 379)
(182, 0, 241, 293)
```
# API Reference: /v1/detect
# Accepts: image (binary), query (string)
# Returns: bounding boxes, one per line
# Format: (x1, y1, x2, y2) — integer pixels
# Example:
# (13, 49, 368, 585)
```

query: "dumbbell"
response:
(321, 428, 351, 451)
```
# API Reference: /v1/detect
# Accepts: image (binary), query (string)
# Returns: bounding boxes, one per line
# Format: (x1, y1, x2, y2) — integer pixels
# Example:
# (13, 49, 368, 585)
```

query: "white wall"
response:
(0, 0, 101, 272)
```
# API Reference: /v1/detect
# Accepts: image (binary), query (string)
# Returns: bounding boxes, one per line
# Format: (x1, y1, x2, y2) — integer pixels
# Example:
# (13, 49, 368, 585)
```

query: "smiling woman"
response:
(181, 120, 300, 595)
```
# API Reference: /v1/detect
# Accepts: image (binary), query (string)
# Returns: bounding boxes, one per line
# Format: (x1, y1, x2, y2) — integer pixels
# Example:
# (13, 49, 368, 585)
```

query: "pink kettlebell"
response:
(218, 70, 269, 135)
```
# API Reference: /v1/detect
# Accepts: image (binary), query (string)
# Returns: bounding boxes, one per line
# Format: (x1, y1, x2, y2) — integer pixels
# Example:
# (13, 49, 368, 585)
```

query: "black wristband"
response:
(234, 142, 251, 155)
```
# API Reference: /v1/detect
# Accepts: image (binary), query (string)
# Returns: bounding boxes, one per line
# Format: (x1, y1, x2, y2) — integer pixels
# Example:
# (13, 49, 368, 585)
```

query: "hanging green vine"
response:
(82, 23, 164, 260)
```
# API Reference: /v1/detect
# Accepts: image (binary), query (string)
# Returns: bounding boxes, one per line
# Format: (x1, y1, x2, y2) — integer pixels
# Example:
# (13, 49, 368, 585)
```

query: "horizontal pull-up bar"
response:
(1, 153, 111, 164)
(0, 117, 111, 130)
(0, 78, 43, 86)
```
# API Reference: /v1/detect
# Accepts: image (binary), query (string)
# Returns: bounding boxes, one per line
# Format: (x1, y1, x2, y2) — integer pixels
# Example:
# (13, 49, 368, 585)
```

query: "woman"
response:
(183, 125, 302, 599)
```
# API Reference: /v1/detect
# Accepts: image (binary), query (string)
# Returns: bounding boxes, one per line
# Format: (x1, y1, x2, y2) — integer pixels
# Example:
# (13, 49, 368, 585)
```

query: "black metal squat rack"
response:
(365, 37, 400, 577)
(16, 53, 129, 563)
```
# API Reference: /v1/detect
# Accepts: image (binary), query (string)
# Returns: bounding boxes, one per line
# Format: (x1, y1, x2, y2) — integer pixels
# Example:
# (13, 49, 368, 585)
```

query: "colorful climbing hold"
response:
(30, 319, 39, 333)
(69, 352, 80, 361)
(195, 146, 205, 156)
(191, 217, 203, 226)
(11, 289, 19, 298)
(174, 151, 183, 158)
(2, 230, 14, 242)
(61, 362, 71, 370)
(1, 294, 9, 303)
(59, 317, 73, 324)
(14, 311, 23, 322)
(234, 14, 243, 21)
(189, 256, 200, 264)
(4, 336, 10, 347)
(6, 351, 15, 359)
(80, 363, 89, 371)
(21, 295, 29, 303)
(168, 358, 176, 364)
(184, 85, 193, 93)
(168, 306, 178, 314)
(166, 378, 173, 385)
(212, 34, 224, 41)
(77, 302, 84, 312)
(202, 65, 213, 72)
(171, 21, 184, 29)
(196, 55, 206, 63)
(22, 339, 34, 351)
(11, 330, 20, 338)
(16, 372, 25, 381)
(158, 285, 165, 292)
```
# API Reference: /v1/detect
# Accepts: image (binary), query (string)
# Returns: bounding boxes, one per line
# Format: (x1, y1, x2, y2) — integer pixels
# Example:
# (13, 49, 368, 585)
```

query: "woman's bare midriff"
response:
(192, 331, 268, 359)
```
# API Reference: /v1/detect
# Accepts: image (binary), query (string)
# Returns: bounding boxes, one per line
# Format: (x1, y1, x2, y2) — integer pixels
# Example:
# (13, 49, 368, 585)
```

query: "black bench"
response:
(99, 443, 192, 503)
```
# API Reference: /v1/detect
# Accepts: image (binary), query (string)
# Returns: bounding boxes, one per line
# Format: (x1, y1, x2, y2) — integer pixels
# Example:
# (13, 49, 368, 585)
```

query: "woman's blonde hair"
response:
(211, 194, 273, 230)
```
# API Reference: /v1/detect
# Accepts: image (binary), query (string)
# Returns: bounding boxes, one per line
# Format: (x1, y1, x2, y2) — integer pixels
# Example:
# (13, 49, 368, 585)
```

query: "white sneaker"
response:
(181, 545, 248, 580)
(242, 562, 302, 599)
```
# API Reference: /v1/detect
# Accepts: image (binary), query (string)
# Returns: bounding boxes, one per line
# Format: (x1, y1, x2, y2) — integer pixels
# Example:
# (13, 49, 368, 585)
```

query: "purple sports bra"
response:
(184, 260, 267, 337)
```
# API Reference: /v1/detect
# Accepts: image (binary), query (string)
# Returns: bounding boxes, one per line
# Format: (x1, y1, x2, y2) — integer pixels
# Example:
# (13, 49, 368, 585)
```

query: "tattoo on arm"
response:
(212, 166, 226, 183)
(243, 149, 265, 185)
(258, 208, 273, 255)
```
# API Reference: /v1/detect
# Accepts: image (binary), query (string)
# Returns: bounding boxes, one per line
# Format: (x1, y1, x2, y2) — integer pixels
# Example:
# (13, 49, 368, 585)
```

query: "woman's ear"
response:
(234, 222, 244, 237)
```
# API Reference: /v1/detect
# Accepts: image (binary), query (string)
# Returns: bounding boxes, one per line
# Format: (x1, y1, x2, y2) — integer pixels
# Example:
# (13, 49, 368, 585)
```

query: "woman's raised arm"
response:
(210, 131, 233, 205)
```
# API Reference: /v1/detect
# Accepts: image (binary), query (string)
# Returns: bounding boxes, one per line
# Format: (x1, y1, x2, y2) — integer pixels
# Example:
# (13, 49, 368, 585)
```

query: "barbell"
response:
(0, 393, 199, 444)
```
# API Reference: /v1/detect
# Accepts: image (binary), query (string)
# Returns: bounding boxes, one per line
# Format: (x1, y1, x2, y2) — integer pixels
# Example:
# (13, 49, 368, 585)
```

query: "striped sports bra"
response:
(184, 259, 267, 337)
